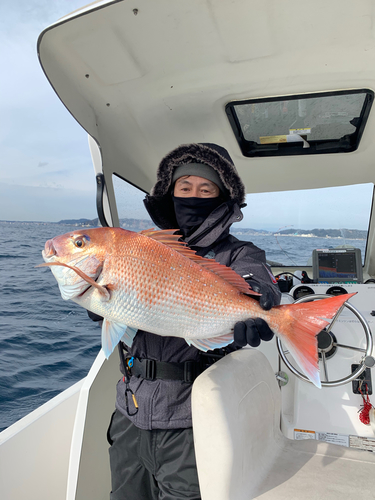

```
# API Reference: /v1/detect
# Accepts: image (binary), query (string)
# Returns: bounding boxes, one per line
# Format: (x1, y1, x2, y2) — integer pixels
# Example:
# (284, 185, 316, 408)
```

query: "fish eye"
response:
(74, 238, 85, 248)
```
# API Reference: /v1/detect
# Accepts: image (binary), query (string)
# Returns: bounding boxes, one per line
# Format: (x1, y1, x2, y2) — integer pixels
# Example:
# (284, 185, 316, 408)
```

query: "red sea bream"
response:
(39, 227, 356, 388)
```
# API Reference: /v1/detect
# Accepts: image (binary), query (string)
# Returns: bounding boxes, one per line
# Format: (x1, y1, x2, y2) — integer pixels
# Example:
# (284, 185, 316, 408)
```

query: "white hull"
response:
(0, 350, 119, 500)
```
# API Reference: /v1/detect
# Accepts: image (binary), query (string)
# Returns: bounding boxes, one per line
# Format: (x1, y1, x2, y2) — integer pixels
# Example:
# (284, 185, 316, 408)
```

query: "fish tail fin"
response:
(275, 293, 356, 388)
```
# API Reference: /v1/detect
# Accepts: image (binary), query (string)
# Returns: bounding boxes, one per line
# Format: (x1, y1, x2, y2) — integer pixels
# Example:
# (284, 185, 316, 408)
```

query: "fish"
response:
(38, 227, 356, 388)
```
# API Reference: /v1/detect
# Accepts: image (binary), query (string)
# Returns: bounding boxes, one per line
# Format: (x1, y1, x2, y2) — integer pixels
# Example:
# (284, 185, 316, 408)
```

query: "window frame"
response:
(226, 89, 374, 158)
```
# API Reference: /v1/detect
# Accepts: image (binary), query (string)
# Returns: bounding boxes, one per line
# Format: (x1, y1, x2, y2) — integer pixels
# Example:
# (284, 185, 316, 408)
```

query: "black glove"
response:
(247, 278, 275, 311)
(233, 318, 274, 348)
(87, 310, 103, 322)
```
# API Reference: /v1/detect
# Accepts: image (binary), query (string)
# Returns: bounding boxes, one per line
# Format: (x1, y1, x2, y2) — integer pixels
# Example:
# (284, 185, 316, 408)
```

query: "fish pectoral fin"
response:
(120, 326, 138, 347)
(101, 319, 136, 358)
(187, 332, 234, 352)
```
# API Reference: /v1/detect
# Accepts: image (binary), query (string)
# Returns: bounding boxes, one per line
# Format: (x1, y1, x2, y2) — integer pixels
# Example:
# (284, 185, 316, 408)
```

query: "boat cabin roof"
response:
(38, 0, 375, 191)
(38, 0, 375, 274)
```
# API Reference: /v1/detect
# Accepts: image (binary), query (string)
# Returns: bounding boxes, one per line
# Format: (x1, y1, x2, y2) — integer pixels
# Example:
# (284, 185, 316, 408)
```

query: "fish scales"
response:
(39, 226, 358, 388)
(96, 233, 252, 337)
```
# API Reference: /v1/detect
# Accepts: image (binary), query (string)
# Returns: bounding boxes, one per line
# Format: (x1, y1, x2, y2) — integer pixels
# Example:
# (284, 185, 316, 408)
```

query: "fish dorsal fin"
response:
(139, 229, 258, 295)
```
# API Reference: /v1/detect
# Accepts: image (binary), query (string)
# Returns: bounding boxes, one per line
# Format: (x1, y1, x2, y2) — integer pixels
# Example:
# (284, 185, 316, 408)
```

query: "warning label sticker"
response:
(294, 429, 375, 452)
(350, 435, 375, 452)
(294, 429, 316, 440)
(289, 128, 311, 135)
(316, 432, 349, 447)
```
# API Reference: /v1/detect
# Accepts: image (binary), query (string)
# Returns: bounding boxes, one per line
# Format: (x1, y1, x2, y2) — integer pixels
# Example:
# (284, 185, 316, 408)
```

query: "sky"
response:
(243, 183, 373, 231)
(0, 1, 373, 230)
(0, 0, 96, 222)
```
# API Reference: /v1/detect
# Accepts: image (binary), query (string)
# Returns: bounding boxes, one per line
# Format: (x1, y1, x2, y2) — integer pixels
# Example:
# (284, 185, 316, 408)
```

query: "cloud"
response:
(0, 182, 96, 222)
(0, 0, 93, 221)
(240, 183, 373, 231)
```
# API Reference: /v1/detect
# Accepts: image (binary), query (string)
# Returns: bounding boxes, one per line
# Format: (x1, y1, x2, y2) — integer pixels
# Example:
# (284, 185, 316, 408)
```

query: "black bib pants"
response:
(108, 409, 201, 500)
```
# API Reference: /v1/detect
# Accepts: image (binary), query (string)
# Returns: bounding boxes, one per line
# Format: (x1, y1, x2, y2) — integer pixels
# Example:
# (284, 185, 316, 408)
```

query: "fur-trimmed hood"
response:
(144, 143, 246, 230)
(151, 143, 245, 202)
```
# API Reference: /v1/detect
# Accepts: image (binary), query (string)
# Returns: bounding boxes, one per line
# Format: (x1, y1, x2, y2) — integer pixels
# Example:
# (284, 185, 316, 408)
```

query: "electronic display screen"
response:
(312, 248, 363, 283)
(318, 253, 357, 279)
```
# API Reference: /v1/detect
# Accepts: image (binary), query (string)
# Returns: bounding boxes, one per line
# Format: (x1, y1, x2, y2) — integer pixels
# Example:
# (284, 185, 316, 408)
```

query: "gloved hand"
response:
(248, 278, 275, 311)
(233, 318, 274, 348)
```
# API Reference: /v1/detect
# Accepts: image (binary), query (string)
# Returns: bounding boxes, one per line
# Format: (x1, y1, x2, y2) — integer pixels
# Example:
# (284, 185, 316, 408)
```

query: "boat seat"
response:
(192, 349, 375, 500)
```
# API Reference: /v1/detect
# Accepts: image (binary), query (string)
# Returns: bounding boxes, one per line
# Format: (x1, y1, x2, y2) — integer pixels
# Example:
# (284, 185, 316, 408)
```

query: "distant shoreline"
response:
(0, 219, 367, 240)
(234, 232, 366, 240)
(0, 220, 58, 225)
(273, 233, 364, 240)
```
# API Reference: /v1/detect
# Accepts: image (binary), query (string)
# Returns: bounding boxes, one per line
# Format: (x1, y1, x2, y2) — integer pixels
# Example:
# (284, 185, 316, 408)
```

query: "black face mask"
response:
(172, 195, 223, 237)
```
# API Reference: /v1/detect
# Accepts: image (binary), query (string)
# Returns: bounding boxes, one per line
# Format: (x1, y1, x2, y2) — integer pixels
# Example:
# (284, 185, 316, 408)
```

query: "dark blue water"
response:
(0, 221, 366, 432)
(234, 232, 367, 268)
(0, 222, 101, 432)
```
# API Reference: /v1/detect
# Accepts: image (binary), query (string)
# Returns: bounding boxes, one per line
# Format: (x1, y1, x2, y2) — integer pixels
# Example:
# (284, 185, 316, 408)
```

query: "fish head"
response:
(42, 229, 109, 262)
(41, 228, 113, 300)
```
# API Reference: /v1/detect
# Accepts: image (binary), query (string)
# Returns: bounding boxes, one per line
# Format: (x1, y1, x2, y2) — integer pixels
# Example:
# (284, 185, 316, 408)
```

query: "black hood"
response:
(144, 143, 246, 229)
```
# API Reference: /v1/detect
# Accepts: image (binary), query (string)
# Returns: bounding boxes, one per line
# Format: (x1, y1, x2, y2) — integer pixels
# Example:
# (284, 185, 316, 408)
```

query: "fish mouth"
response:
(42, 252, 57, 264)
(42, 239, 57, 262)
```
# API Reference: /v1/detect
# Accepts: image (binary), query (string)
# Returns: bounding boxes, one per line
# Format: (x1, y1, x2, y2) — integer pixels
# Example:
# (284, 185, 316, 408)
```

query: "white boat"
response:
(2, 1, 375, 498)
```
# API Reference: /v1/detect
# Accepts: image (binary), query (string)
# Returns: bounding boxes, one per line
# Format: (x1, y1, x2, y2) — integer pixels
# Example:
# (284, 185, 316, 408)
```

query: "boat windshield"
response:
(239, 183, 373, 267)
(113, 174, 373, 267)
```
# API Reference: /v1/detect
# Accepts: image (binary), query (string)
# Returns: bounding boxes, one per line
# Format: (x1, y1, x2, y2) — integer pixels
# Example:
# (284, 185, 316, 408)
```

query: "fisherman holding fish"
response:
(106, 143, 281, 500)
(41, 142, 351, 499)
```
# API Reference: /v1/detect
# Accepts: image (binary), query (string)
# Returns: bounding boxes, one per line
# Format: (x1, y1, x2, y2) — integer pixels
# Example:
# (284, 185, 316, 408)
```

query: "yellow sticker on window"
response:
(259, 135, 287, 144)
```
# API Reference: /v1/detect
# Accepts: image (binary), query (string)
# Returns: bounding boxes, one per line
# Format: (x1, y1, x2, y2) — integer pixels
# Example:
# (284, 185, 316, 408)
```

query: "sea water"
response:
(0, 222, 101, 432)
(0, 221, 367, 432)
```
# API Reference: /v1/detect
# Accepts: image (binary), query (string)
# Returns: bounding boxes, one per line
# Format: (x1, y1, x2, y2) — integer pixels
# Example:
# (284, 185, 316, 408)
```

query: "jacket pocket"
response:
(107, 410, 116, 446)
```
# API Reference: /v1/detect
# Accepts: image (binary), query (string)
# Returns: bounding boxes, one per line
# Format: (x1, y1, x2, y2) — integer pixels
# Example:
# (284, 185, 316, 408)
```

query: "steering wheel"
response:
(276, 294, 374, 387)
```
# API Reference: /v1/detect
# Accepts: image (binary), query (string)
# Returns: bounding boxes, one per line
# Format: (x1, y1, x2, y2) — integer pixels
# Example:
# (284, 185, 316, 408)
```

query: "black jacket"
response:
(115, 143, 281, 429)
(115, 205, 281, 430)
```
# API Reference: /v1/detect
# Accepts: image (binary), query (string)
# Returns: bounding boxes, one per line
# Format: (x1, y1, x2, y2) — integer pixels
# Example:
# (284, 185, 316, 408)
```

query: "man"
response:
(107, 143, 281, 500)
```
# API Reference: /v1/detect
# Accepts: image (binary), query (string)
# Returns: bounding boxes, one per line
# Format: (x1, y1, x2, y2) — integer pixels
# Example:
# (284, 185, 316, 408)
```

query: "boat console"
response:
(277, 282, 375, 445)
